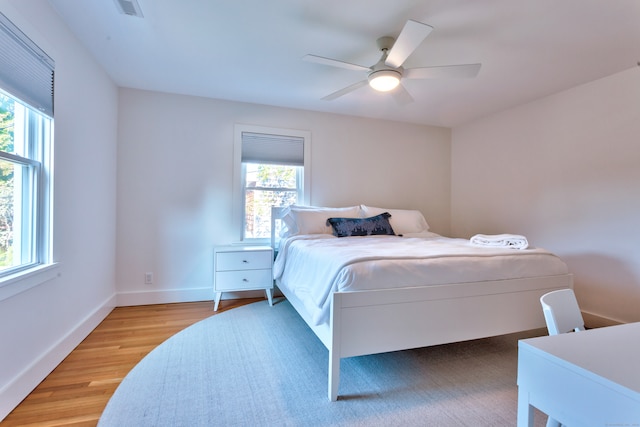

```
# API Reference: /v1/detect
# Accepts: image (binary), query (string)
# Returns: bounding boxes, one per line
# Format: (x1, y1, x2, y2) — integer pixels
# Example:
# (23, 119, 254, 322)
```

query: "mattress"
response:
(274, 233, 569, 326)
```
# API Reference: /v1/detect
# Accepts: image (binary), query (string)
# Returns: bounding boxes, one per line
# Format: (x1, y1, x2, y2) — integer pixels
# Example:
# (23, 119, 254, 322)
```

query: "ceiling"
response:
(47, 0, 640, 128)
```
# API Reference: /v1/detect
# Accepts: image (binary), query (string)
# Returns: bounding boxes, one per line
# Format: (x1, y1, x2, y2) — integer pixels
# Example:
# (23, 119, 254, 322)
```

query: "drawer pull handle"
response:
(242, 260, 249, 263)
(242, 278, 248, 282)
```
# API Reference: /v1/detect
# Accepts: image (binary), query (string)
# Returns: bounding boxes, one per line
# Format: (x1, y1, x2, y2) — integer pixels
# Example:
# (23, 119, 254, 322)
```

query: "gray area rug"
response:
(99, 299, 548, 426)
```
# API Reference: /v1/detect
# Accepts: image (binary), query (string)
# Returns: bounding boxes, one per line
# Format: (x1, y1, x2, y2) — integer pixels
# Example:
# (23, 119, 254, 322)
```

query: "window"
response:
(234, 125, 310, 242)
(0, 13, 54, 279)
(243, 162, 300, 239)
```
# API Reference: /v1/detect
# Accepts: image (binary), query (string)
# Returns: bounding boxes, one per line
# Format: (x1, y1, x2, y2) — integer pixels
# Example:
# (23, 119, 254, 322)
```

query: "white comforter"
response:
(274, 233, 568, 326)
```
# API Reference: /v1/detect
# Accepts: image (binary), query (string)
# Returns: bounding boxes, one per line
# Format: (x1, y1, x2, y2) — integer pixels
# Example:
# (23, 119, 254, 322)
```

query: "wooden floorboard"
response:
(1, 298, 260, 427)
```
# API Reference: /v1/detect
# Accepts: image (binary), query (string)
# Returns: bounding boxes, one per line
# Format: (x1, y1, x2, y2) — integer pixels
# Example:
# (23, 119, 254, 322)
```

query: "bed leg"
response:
(329, 292, 342, 401)
(328, 348, 340, 401)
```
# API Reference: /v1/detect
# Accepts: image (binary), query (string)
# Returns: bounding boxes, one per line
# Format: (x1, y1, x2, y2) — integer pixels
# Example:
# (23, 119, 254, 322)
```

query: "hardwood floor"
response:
(1, 298, 260, 427)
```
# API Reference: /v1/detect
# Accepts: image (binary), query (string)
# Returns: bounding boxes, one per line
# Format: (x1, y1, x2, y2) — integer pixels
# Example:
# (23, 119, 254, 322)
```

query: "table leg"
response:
(517, 389, 534, 427)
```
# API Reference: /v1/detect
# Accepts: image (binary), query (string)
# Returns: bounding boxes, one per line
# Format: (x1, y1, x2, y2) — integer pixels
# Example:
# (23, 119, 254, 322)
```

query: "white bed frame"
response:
(271, 207, 573, 401)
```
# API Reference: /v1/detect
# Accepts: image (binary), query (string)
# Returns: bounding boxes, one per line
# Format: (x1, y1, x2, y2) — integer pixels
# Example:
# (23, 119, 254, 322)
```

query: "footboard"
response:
(327, 273, 573, 401)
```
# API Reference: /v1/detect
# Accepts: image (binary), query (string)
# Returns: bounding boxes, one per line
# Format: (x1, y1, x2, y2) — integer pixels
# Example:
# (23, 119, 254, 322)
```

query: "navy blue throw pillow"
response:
(326, 212, 395, 237)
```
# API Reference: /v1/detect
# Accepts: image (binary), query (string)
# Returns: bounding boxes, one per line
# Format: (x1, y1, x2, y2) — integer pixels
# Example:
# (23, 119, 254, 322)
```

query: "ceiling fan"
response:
(303, 20, 481, 105)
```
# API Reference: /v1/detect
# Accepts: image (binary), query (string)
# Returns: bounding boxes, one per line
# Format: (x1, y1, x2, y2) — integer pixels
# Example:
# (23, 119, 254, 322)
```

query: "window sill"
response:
(0, 263, 61, 302)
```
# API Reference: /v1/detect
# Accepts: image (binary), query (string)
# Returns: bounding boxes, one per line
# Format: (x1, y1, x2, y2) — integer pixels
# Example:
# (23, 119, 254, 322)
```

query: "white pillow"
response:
(283, 205, 362, 236)
(360, 205, 430, 235)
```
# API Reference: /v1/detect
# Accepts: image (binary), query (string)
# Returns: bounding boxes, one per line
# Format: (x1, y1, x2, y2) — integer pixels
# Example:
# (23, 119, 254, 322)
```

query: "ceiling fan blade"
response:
(391, 83, 414, 106)
(404, 63, 482, 79)
(303, 54, 370, 72)
(322, 80, 369, 101)
(385, 20, 433, 68)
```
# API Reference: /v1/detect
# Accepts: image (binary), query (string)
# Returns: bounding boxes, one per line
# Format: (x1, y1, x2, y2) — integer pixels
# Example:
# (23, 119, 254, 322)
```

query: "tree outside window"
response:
(0, 94, 15, 267)
(244, 163, 299, 239)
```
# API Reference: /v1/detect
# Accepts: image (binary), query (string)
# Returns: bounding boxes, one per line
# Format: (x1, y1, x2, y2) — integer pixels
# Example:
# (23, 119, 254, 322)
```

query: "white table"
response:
(517, 322, 640, 427)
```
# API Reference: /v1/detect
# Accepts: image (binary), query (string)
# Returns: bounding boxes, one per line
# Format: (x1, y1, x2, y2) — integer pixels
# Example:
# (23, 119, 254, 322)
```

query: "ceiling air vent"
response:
(113, 0, 144, 17)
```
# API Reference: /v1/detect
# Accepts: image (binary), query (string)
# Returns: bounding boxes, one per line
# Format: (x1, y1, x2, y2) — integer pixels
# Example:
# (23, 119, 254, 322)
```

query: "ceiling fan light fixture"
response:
(368, 69, 401, 92)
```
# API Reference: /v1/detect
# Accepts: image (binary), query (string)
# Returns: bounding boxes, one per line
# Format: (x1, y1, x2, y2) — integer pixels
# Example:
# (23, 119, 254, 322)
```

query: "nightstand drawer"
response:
(215, 269, 273, 291)
(216, 250, 272, 271)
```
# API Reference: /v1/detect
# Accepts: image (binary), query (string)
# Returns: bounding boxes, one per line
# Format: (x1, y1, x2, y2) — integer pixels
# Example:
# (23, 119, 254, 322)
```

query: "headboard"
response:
(270, 206, 287, 251)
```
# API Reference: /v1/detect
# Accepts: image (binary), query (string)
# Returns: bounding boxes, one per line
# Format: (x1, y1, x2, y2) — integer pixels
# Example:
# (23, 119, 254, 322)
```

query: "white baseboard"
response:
(116, 287, 214, 306)
(582, 310, 624, 329)
(0, 293, 116, 422)
(116, 287, 271, 307)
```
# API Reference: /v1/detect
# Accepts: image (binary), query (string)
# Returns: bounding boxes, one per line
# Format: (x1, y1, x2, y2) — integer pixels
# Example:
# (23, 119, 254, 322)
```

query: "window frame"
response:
(0, 12, 56, 300)
(0, 94, 53, 280)
(233, 124, 310, 244)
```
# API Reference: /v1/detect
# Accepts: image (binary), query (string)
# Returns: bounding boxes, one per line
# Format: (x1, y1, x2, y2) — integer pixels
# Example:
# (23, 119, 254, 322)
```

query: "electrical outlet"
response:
(144, 272, 153, 285)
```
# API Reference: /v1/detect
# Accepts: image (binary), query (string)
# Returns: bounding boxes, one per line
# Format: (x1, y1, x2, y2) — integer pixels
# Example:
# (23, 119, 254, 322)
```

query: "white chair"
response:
(539, 288, 585, 427)
(540, 288, 585, 335)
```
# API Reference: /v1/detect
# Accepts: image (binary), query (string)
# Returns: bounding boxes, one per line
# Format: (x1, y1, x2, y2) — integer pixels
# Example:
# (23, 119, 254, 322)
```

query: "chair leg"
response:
(546, 417, 561, 427)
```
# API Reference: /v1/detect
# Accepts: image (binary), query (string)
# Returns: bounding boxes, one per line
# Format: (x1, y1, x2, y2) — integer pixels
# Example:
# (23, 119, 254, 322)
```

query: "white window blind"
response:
(0, 12, 55, 117)
(241, 132, 304, 166)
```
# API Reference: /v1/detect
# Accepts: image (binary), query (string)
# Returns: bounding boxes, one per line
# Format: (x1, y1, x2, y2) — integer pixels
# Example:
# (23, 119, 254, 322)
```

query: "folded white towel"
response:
(470, 233, 529, 250)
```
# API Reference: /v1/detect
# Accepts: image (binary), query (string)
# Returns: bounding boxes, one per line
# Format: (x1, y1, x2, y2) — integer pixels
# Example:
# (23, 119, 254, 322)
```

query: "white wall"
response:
(0, 0, 118, 420)
(116, 88, 451, 305)
(451, 67, 640, 325)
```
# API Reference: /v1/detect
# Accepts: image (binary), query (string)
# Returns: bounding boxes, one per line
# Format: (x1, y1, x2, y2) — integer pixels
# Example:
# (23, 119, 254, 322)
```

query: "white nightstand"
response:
(213, 245, 274, 311)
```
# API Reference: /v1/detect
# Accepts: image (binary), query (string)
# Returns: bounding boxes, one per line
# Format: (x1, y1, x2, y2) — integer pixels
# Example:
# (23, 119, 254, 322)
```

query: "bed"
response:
(271, 205, 572, 401)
